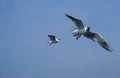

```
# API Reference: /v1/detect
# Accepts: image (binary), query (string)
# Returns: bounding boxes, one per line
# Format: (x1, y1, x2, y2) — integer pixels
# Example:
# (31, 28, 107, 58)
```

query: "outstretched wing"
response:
(48, 35, 56, 41)
(65, 14, 84, 29)
(83, 32, 113, 52)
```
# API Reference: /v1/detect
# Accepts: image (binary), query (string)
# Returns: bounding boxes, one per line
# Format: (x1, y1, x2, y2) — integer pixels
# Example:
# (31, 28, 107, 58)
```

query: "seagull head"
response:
(85, 26, 90, 32)
(56, 38, 61, 41)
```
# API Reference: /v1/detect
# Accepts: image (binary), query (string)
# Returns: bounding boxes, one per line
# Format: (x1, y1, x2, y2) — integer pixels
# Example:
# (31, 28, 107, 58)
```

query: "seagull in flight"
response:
(65, 14, 113, 52)
(48, 35, 61, 45)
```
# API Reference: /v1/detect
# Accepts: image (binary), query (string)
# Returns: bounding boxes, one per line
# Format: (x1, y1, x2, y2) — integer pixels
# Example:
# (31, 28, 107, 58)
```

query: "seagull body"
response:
(65, 14, 113, 52)
(48, 35, 60, 45)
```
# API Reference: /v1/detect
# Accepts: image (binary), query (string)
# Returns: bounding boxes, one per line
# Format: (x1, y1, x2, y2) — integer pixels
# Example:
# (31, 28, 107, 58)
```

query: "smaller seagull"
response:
(48, 35, 61, 45)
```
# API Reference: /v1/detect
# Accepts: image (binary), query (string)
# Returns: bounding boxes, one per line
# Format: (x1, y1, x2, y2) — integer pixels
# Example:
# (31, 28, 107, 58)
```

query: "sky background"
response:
(0, 0, 120, 78)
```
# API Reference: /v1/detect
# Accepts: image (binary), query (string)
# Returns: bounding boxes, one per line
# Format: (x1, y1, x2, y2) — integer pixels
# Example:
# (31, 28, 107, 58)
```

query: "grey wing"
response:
(48, 35, 56, 41)
(84, 32, 113, 52)
(65, 14, 84, 29)
(84, 32, 105, 42)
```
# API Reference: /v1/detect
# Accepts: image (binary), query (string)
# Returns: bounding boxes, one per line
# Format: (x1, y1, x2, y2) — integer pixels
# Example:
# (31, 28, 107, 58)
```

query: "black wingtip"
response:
(48, 35, 53, 37)
(106, 48, 113, 52)
(65, 13, 69, 17)
(65, 14, 76, 21)
(65, 13, 72, 18)
(48, 35, 50, 37)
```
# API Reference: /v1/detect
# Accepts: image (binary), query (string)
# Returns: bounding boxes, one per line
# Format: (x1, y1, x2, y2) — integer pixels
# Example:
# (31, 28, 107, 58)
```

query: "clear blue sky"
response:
(0, 0, 120, 78)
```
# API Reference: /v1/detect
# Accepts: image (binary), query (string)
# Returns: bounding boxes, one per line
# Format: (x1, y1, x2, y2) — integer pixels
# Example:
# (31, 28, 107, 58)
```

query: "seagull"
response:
(65, 14, 113, 52)
(48, 35, 61, 45)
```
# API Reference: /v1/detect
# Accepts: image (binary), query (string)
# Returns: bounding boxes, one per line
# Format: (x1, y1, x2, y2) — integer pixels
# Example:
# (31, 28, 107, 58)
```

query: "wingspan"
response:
(65, 14, 84, 29)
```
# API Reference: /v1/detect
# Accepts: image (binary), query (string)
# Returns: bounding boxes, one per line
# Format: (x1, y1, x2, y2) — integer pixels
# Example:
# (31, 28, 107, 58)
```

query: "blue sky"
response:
(0, 0, 120, 78)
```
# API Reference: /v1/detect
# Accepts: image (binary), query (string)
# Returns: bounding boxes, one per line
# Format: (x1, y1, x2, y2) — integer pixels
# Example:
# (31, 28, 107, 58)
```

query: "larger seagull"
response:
(65, 14, 113, 52)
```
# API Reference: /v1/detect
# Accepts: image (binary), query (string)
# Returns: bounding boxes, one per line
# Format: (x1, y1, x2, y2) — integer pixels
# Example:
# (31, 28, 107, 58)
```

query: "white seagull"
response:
(48, 35, 61, 45)
(65, 14, 113, 52)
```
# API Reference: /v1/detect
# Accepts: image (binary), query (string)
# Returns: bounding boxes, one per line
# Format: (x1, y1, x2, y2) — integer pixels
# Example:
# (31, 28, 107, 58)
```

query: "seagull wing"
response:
(48, 35, 56, 41)
(65, 14, 84, 29)
(83, 32, 113, 52)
